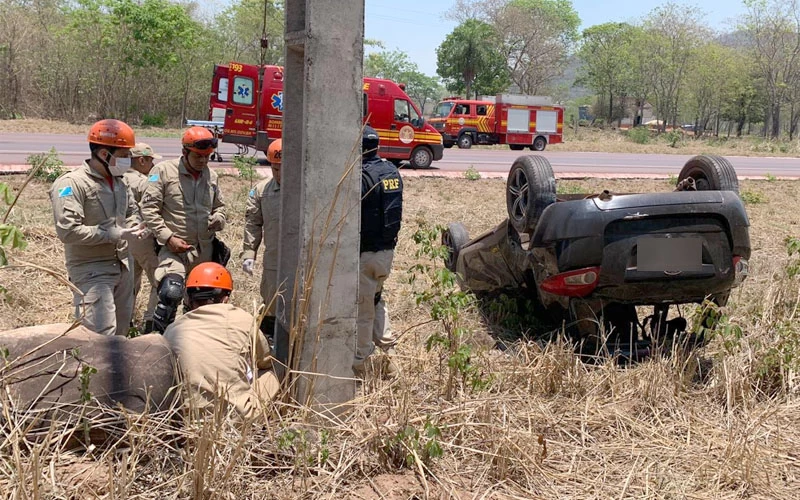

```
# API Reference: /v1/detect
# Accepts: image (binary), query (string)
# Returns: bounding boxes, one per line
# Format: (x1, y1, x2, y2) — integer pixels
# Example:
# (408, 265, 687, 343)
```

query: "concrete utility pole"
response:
(276, 1, 364, 407)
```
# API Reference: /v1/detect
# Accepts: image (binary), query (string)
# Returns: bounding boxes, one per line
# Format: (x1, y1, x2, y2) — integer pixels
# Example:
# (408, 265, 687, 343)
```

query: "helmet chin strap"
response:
(93, 149, 114, 178)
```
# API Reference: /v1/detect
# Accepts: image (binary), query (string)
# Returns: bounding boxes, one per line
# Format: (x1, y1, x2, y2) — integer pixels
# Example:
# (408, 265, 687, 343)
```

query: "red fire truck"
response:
(204, 62, 444, 168)
(428, 94, 564, 151)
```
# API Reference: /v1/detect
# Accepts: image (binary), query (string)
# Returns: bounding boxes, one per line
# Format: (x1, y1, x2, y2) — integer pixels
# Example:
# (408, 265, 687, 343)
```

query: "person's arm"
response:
(140, 165, 172, 245)
(241, 184, 264, 260)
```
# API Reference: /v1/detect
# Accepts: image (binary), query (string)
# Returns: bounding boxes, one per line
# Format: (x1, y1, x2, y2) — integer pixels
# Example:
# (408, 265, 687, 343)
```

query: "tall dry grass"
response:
(1, 173, 799, 498)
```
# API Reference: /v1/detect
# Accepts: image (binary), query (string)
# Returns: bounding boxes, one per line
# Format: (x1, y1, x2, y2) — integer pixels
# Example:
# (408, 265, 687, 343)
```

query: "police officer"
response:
(140, 126, 227, 332)
(50, 119, 147, 336)
(354, 126, 402, 378)
(241, 139, 283, 340)
(163, 262, 278, 418)
(123, 143, 162, 332)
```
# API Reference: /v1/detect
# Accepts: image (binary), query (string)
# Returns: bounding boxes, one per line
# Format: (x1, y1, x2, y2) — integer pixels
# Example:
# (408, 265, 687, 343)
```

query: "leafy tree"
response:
(436, 19, 509, 98)
(213, 0, 284, 66)
(365, 49, 443, 114)
(682, 42, 743, 135)
(576, 22, 638, 124)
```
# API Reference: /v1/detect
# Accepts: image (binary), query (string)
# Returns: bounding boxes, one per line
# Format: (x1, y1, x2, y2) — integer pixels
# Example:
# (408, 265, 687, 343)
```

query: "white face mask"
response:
(108, 156, 131, 177)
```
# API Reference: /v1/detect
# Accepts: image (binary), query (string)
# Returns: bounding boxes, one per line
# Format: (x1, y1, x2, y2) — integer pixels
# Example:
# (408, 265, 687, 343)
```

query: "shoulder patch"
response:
(249, 188, 256, 197)
(57, 186, 73, 198)
(148, 173, 159, 182)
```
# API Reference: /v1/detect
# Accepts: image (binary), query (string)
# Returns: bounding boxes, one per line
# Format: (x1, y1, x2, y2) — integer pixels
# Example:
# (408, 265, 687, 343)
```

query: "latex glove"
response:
(106, 222, 148, 242)
(208, 212, 226, 232)
(242, 258, 255, 276)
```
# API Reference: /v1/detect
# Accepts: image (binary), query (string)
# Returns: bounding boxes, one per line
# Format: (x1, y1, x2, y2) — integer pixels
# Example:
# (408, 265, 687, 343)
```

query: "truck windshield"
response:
(432, 102, 454, 118)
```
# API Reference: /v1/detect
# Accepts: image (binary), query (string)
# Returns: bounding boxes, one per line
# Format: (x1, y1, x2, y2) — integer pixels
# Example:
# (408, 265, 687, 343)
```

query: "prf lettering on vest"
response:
(382, 178, 400, 191)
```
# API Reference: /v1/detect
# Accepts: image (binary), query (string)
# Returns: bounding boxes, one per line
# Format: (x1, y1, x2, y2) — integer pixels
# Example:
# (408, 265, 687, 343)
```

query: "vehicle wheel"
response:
(457, 134, 473, 149)
(678, 155, 739, 193)
(506, 155, 557, 234)
(442, 222, 470, 272)
(409, 147, 433, 169)
(532, 136, 547, 151)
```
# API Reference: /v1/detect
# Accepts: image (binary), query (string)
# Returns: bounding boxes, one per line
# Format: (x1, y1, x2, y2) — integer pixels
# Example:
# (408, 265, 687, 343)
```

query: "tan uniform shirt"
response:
(50, 162, 140, 276)
(242, 178, 281, 308)
(139, 158, 226, 247)
(163, 303, 275, 418)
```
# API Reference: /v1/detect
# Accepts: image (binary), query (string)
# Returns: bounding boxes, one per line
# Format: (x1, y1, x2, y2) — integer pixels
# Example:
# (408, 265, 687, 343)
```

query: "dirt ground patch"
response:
(1, 173, 799, 498)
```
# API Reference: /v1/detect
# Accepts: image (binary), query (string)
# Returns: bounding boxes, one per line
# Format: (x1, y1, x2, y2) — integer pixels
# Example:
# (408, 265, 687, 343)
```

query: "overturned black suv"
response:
(444, 155, 751, 358)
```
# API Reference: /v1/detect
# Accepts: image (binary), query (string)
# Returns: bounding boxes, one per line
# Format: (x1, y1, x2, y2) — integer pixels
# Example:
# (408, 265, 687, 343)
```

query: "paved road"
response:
(0, 132, 797, 177)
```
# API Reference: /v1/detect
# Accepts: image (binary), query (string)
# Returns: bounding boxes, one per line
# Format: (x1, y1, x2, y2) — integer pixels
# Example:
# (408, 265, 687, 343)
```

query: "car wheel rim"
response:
(443, 231, 455, 269)
(414, 150, 430, 166)
(508, 168, 529, 222)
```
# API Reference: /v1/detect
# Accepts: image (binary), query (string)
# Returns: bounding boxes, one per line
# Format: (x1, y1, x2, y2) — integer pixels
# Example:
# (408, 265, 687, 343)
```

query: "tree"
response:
(741, 0, 800, 138)
(489, 0, 581, 94)
(213, 0, 284, 66)
(436, 19, 509, 98)
(365, 49, 443, 114)
(682, 42, 743, 135)
(576, 22, 638, 124)
(639, 3, 708, 131)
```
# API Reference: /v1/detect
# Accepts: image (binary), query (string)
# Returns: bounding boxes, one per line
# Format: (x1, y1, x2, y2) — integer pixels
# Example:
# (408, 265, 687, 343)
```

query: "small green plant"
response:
(785, 237, 800, 278)
(0, 182, 28, 266)
(233, 155, 259, 186)
(691, 300, 743, 355)
(663, 130, 682, 148)
(378, 418, 443, 469)
(740, 190, 767, 205)
(141, 113, 166, 127)
(409, 222, 490, 398)
(755, 321, 800, 394)
(27, 148, 64, 183)
(667, 174, 678, 186)
(463, 166, 481, 181)
(765, 172, 777, 182)
(627, 126, 650, 144)
(556, 182, 583, 195)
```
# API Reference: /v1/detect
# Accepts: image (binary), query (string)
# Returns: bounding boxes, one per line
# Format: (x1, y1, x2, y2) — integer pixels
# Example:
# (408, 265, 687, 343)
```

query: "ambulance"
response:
(428, 94, 564, 151)
(209, 62, 443, 168)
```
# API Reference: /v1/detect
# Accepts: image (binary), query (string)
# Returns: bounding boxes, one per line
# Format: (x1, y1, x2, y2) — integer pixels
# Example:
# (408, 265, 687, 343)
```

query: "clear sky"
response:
(365, 0, 751, 77)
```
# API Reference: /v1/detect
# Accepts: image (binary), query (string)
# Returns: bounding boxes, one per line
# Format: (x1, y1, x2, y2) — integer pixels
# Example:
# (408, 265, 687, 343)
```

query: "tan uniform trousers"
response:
(71, 261, 134, 337)
(154, 241, 214, 283)
(128, 236, 159, 321)
(355, 249, 397, 366)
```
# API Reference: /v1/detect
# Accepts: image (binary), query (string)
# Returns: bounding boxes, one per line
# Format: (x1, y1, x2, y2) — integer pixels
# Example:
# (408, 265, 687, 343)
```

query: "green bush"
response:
(463, 166, 481, 181)
(663, 130, 682, 148)
(740, 190, 767, 205)
(233, 155, 259, 185)
(27, 147, 64, 183)
(627, 126, 650, 144)
(141, 113, 167, 127)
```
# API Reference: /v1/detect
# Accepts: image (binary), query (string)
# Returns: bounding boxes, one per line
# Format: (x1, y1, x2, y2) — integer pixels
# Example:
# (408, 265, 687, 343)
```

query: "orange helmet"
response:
(267, 139, 282, 164)
(186, 262, 233, 291)
(182, 126, 218, 155)
(88, 119, 135, 148)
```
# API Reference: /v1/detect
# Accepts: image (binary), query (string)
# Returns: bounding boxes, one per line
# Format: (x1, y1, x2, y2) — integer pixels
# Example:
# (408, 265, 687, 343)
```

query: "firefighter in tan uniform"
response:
(140, 127, 227, 332)
(241, 139, 283, 339)
(122, 143, 162, 333)
(50, 119, 148, 336)
(163, 262, 279, 418)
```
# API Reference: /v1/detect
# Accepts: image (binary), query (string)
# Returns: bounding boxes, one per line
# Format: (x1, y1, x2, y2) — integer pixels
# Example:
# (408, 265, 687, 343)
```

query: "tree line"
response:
(441, 0, 800, 139)
(2, 0, 800, 140)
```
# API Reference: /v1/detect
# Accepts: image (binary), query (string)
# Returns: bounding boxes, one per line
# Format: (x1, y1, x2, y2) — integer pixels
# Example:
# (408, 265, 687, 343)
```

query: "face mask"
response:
(108, 156, 132, 177)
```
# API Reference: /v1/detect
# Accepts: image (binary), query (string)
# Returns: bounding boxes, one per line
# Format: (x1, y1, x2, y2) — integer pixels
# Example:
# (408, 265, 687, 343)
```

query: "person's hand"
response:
(242, 258, 255, 276)
(208, 213, 225, 232)
(166, 235, 193, 253)
(106, 221, 148, 242)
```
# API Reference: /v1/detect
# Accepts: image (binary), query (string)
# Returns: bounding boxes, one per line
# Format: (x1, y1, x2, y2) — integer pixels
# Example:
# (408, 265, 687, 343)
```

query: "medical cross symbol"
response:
(271, 92, 283, 112)
(237, 86, 250, 98)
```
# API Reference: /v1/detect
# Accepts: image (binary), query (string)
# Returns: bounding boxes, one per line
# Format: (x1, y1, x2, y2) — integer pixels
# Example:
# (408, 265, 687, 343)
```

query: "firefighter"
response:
(163, 262, 278, 418)
(140, 126, 227, 333)
(354, 126, 402, 378)
(50, 119, 148, 336)
(241, 139, 283, 341)
(123, 143, 162, 333)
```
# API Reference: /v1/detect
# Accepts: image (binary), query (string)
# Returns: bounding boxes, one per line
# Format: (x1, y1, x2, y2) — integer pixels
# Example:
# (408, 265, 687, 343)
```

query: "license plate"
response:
(637, 236, 702, 272)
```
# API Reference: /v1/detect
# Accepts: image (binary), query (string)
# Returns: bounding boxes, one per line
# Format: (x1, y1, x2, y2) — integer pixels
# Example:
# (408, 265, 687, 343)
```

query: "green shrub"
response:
(141, 113, 166, 127)
(627, 126, 650, 144)
(463, 166, 481, 181)
(663, 130, 682, 148)
(233, 155, 259, 185)
(27, 147, 64, 183)
(740, 190, 767, 205)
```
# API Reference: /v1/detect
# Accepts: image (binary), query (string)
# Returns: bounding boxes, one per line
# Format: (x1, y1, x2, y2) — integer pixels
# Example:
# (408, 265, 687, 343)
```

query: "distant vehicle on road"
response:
(428, 94, 564, 151)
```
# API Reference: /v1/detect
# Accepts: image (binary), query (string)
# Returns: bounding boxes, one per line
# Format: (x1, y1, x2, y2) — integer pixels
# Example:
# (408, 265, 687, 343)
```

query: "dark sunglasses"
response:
(188, 138, 218, 150)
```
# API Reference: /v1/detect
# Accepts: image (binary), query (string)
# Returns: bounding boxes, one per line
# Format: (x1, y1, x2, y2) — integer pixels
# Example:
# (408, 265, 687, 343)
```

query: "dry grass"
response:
(1, 173, 800, 498)
(0, 119, 184, 138)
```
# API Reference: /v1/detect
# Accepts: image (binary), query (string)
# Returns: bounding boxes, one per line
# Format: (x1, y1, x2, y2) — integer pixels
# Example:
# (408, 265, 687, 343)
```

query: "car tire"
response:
(457, 134, 473, 149)
(509, 144, 524, 151)
(409, 147, 433, 169)
(442, 222, 470, 272)
(678, 155, 739, 193)
(532, 136, 547, 151)
(506, 155, 557, 234)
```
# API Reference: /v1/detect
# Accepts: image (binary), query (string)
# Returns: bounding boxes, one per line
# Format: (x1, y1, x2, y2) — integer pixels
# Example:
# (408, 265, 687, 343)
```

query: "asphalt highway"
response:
(0, 132, 797, 178)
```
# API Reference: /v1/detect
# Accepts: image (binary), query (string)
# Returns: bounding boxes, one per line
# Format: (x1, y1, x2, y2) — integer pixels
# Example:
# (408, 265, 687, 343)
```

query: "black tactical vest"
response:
(361, 157, 403, 252)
